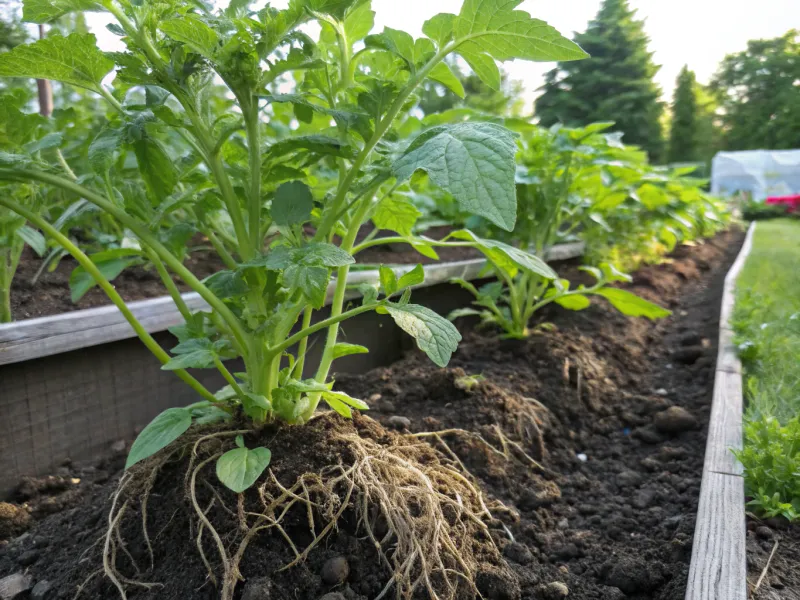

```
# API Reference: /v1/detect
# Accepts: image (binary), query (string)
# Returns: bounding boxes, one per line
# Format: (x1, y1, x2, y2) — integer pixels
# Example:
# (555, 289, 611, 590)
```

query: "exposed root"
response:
(92, 418, 499, 600)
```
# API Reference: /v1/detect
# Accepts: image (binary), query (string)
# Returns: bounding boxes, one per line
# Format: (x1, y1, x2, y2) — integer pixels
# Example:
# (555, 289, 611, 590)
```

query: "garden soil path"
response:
(5, 228, 796, 600)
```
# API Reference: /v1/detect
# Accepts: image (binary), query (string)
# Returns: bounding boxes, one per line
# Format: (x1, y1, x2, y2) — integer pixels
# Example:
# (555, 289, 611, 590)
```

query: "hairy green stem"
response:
(0, 255, 11, 323)
(214, 357, 245, 398)
(202, 227, 238, 270)
(0, 197, 218, 403)
(0, 168, 249, 350)
(244, 102, 262, 253)
(144, 247, 193, 322)
(292, 306, 313, 378)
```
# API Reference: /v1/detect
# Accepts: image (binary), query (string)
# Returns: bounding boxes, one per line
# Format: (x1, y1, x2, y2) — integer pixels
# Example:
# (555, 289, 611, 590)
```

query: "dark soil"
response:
(8, 226, 478, 321)
(747, 517, 800, 599)
(0, 228, 761, 600)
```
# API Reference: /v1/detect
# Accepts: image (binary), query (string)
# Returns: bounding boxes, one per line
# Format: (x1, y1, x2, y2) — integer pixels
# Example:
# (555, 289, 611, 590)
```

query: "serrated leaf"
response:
(365, 27, 415, 67)
(132, 136, 177, 200)
(69, 248, 141, 303)
(216, 445, 271, 493)
(343, 0, 374, 41)
(203, 270, 249, 298)
(308, 0, 362, 19)
(379, 265, 397, 296)
(160, 17, 220, 58)
(459, 48, 501, 89)
(428, 62, 465, 98)
(0, 33, 114, 92)
(293, 243, 355, 267)
(265, 94, 369, 131)
(595, 288, 671, 320)
(397, 264, 424, 289)
(15, 225, 46, 256)
(272, 180, 313, 226)
(267, 135, 352, 160)
(285, 264, 329, 308)
(372, 196, 420, 237)
(161, 349, 217, 370)
(450, 229, 556, 280)
(323, 390, 368, 410)
(393, 122, 518, 231)
(453, 0, 588, 62)
(22, 0, 100, 23)
(423, 13, 456, 47)
(24, 132, 63, 154)
(126, 408, 192, 469)
(386, 303, 461, 367)
(333, 343, 369, 359)
(88, 128, 122, 174)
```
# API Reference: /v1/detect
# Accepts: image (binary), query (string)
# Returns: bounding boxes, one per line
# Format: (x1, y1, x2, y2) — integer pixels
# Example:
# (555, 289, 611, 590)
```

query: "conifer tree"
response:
(535, 0, 664, 160)
(667, 65, 698, 163)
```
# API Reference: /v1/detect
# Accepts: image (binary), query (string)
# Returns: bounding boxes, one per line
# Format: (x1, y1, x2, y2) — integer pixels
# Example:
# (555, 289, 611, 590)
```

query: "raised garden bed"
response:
(0, 230, 752, 600)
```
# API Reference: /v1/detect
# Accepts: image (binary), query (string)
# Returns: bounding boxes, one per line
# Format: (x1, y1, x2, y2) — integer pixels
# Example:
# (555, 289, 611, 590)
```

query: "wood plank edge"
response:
(684, 222, 755, 600)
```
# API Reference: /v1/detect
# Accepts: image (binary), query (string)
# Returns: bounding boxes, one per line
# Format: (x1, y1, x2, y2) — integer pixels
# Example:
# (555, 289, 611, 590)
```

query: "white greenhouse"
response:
(711, 150, 800, 200)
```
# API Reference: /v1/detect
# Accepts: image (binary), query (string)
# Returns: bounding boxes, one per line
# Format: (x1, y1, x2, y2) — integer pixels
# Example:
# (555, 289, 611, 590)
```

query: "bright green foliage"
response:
(733, 219, 800, 520)
(125, 407, 192, 469)
(734, 417, 800, 521)
(535, 0, 664, 161)
(451, 251, 669, 339)
(667, 66, 698, 164)
(0, 0, 584, 491)
(216, 436, 272, 493)
(711, 30, 800, 151)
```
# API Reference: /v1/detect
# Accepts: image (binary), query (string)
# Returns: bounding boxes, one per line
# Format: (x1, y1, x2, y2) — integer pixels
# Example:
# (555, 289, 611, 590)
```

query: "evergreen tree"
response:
(667, 66, 698, 163)
(711, 30, 800, 151)
(535, 0, 664, 161)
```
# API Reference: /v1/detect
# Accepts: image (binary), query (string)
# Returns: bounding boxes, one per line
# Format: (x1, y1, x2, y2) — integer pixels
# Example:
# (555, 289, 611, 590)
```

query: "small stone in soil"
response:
(241, 578, 273, 600)
(321, 556, 350, 585)
(475, 566, 521, 600)
(756, 526, 774, 540)
(17, 548, 40, 566)
(0, 573, 33, 600)
(616, 470, 642, 488)
(0, 503, 30, 540)
(31, 580, 51, 600)
(503, 542, 533, 565)
(632, 427, 664, 444)
(653, 406, 697, 434)
(536, 581, 569, 599)
(385, 416, 410, 430)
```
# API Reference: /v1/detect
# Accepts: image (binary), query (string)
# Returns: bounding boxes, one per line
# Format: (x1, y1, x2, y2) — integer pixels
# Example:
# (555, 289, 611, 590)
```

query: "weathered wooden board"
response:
(0, 243, 584, 366)
(684, 223, 755, 600)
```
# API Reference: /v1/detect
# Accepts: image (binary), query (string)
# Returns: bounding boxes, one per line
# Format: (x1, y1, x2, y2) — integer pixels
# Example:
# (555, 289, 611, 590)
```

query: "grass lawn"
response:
(733, 219, 800, 520)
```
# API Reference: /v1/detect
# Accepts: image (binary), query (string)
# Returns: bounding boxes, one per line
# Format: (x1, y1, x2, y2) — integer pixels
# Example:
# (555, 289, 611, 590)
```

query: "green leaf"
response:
(267, 135, 352, 160)
(69, 248, 141, 303)
(126, 408, 192, 468)
(15, 225, 46, 256)
(161, 349, 217, 370)
(379, 265, 397, 296)
(132, 137, 177, 200)
(450, 229, 556, 279)
(333, 343, 369, 359)
(160, 17, 220, 58)
(386, 303, 461, 367)
(293, 243, 355, 267)
(242, 393, 270, 421)
(422, 13, 456, 47)
(393, 122, 518, 231)
(309, 0, 362, 19)
(272, 180, 313, 226)
(553, 294, 591, 310)
(359, 283, 379, 305)
(203, 270, 249, 298)
(22, 0, 100, 23)
(365, 27, 415, 67)
(0, 33, 114, 92)
(323, 390, 369, 411)
(428, 62, 465, 98)
(88, 128, 122, 174)
(372, 196, 420, 237)
(265, 94, 369, 132)
(397, 264, 424, 289)
(595, 288, 672, 320)
(24, 132, 63, 154)
(285, 265, 329, 308)
(216, 445, 271, 493)
(459, 48, 501, 90)
(343, 0, 375, 41)
(454, 0, 588, 62)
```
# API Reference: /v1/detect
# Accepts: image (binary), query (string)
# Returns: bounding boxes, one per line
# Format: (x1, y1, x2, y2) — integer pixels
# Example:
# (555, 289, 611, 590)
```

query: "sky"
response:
(81, 0, 799, 105)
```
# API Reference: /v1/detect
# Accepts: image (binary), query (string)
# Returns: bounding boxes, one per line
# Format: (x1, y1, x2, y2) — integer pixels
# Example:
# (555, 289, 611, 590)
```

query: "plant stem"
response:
(214, 357, 245, 398)
(351, 235, 474, 255)
(202, 227, 238, 270)
(244, 102, 262, 253)
(0, 254, 11, 323)
(0, 197, 218, 403)
(144, 247, 193, 322)
(292, 306, 313, 378)
(0, 168, 250, 351)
